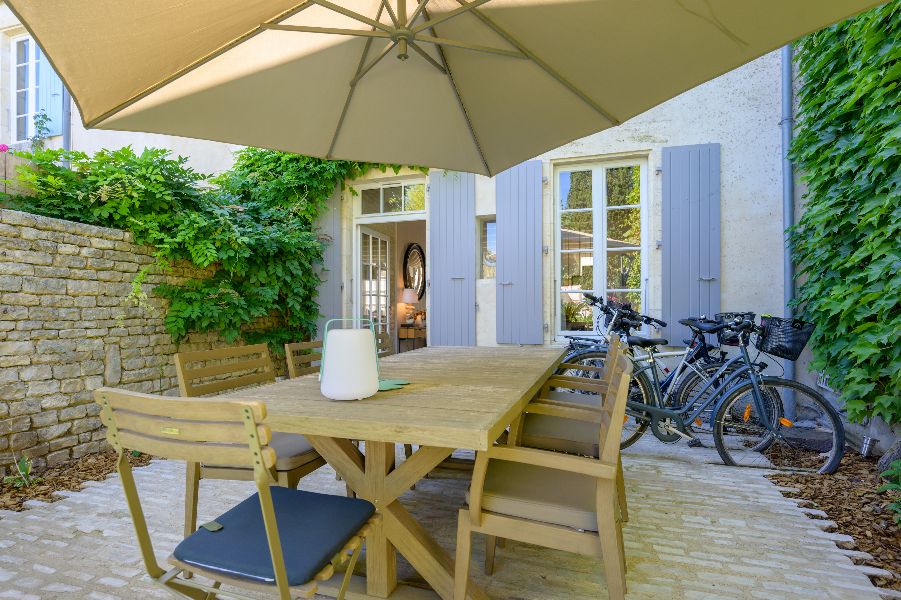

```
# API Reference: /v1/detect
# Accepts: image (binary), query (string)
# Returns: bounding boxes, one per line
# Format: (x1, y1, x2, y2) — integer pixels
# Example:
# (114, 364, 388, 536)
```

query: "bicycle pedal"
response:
(687, 438, 706, 448)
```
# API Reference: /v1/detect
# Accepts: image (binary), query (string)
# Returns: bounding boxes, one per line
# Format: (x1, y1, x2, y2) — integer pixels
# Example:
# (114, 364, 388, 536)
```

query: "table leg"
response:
(307, 436, 489, 600)
(365, 442, 398, 597)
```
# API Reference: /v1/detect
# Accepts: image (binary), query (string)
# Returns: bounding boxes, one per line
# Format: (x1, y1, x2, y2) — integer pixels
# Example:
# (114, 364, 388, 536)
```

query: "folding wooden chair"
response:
(454, 349, 634, 600)
(376, 332, 394, 357)
(96, 388, 378, 600)
(175, 344, 326, 542)
(284, 341, 322, 378)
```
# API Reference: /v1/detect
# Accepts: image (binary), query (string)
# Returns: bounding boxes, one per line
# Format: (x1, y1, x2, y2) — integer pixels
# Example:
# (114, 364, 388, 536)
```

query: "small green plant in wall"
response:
(878, 460, 901, 524)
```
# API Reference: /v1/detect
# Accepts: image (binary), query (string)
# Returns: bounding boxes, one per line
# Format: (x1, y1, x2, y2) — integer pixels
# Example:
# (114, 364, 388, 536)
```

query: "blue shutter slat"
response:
(662, 144, 721, 342)
(36, 45, 63, 137)
(315, 189, 342, 339)
(496, 160, 543, 345)
(428, 171, 476, 346)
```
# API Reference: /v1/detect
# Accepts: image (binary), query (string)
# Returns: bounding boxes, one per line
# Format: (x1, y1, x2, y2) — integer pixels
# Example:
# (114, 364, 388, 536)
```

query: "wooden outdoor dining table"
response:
(226, 345, 565, 600)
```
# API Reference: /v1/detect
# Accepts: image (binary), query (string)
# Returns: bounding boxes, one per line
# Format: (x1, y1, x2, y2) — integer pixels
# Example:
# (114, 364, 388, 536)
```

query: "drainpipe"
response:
(781, 44, 796, 396)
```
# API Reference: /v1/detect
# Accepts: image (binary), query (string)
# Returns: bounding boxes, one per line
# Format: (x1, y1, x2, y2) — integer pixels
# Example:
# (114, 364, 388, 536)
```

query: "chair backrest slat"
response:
(175, 343, 275, 396)
(285, 340, 323, 378)
(96, 388, 276, 469)
(598, 353, 633, 465)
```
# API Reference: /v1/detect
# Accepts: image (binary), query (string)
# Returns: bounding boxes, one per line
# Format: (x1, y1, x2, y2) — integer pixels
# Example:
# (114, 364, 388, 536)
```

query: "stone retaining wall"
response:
(0, 209, 274, 475)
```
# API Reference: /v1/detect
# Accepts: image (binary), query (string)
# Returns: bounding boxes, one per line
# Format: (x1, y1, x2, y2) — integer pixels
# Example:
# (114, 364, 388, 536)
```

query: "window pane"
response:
(404, 183, 425, 211)
(480, 220, 496, 279)
(16, 116, 27, 141)
(607, 166, 640, 206)
(607, 207, 640, 246)
(607, 290, 641, 312)
(384, 186, 402, 212)
(560, 211, 593, 250)
(606, 250, 641, 289)
(16, 40, 27, 64)
(16, 91, 27, 115)
(561, 293, 593, 331)
(16, 64, 28, 90)
(559, 170, 592, 210)
(361, 189, 380, 214)
(560, 252, 593, 290)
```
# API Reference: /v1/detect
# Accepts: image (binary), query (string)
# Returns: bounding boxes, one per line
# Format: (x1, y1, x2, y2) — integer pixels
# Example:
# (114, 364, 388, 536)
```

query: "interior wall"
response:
(392, 220, 427, 349)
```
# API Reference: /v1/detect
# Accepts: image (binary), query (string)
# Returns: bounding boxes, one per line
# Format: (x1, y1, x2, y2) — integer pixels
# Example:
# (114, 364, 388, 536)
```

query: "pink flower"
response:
(0, 144, 8, 153)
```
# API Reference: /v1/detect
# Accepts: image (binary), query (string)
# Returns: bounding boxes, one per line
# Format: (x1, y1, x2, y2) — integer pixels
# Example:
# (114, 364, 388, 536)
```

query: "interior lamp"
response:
(400, 288, 418, 323)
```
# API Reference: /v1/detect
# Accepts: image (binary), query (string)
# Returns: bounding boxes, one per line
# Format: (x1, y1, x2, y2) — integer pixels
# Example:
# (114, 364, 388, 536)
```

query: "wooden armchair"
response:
(175, 344, 326, 542)
(454, 349, 634, 600)
(285, 340, 323, 378)
(96, 388, 378, 600)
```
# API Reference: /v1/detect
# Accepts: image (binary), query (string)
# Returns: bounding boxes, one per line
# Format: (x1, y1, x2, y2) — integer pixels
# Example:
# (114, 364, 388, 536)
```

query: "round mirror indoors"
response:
(403, 243, 426, 300)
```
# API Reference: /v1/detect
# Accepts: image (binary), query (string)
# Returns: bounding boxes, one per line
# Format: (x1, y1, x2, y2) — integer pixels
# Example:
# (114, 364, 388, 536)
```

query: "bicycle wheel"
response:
(561, 349, 652, 449)
(712, 378, 844, 474)
(670, 361, 739, 430)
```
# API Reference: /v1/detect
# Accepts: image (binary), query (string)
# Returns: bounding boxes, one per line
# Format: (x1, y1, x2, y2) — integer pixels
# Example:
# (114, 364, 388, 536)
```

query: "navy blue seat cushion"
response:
(173, 487, 375, 586)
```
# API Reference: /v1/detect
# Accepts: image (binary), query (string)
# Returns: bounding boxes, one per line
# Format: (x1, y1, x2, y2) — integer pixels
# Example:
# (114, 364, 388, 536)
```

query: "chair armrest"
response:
(487, 445, 615, 480)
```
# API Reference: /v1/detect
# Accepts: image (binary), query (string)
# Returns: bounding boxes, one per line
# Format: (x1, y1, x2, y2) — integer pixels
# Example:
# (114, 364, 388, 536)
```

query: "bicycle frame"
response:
(626, 338, 773, 436)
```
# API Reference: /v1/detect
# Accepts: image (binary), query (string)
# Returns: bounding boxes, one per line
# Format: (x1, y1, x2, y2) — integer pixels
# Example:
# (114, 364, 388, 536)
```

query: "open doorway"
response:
(355, 219, 427, 354)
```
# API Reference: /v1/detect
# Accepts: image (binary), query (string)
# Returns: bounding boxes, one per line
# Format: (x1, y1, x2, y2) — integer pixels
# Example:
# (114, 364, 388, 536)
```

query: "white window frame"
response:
(354, 226, 392, 334)
(553, 158, 649, 339)
(10, 34, 43, 143)
(354, 178, 427, 224)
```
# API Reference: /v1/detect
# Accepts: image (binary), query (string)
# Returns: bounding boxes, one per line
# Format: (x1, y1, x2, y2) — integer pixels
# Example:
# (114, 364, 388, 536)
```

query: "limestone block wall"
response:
(0, 209, 272, 475)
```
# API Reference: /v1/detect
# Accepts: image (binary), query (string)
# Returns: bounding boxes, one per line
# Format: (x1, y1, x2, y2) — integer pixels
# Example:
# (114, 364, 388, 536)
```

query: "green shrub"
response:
(790, 2, 901, 424)
(5, 146, 400, 349)
(879, 459, 901, 524)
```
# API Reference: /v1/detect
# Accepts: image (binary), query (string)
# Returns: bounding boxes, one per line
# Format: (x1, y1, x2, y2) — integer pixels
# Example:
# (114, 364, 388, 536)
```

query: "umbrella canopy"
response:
(9, 0, 882, 176)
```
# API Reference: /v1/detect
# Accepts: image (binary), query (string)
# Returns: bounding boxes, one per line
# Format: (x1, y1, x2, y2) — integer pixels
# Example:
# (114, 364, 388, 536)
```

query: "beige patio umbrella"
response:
(8, 0, 883, 176)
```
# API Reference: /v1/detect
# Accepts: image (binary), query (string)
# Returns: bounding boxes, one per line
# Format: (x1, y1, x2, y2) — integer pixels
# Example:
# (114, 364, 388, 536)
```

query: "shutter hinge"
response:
(544, 323, 549, 332)
(543, 245, 549, 255)
(655, 240, 662, 249)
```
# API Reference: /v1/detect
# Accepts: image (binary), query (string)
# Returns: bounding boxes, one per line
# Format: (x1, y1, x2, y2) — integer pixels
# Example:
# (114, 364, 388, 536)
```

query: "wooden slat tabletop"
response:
(224, 346, 565, 451)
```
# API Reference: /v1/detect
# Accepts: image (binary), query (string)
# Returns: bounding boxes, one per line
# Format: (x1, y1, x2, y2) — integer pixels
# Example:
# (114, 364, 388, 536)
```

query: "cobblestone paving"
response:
(0, 438, 886, 599)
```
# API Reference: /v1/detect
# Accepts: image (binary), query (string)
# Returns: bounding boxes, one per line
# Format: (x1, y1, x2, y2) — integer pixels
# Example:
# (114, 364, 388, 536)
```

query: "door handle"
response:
(698, 276, 717, 282)
(500, 282, 513, 286)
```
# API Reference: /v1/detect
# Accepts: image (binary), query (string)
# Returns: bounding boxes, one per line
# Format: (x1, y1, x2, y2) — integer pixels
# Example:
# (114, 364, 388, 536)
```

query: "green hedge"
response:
(790, 1, 900, 423)
(4, 146, 399, 351)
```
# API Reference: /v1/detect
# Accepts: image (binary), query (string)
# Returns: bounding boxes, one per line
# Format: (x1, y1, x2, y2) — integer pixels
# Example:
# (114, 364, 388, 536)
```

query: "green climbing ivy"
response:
(789, 1, 900, 423)
(4, 145, 411, 351)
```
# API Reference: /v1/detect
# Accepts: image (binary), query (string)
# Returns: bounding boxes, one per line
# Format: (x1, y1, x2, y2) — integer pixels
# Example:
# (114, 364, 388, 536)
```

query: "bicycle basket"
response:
(714, 312, 756, 346)
(754, 316, 814, 361)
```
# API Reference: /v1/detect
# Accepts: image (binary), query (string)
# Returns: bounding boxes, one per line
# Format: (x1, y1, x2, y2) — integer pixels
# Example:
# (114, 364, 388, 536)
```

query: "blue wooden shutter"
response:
(428, 171, 476, 346)
(315, 189, 342, 339)
(37, 45, 64, 137)
(662, 144, 721, 342)
(496, 160, 543, 344)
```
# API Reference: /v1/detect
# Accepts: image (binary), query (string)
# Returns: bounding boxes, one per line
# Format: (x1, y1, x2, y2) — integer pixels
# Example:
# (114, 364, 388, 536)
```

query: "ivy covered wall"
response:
(791, 1, 900, 424)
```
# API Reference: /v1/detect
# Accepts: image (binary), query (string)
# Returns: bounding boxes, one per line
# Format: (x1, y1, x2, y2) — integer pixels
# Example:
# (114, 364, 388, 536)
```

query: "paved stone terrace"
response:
(0, 439, 888, 600)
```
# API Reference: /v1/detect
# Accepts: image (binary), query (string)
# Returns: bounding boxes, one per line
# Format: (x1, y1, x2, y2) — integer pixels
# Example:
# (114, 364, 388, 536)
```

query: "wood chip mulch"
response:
(768, 451, 901, 591)
(0, 449, 152, 512)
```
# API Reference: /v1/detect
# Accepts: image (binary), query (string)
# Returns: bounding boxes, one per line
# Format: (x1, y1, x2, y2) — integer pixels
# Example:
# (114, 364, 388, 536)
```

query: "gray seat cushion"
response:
(173, 487, 374, 586)
(470, 460, 598, 532)
(520, 389, 601, 458)
(207, 432, 320, 472)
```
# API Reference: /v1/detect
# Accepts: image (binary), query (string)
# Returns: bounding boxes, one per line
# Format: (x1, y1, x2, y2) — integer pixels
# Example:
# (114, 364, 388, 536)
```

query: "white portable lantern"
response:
(320, 323, 379, 401)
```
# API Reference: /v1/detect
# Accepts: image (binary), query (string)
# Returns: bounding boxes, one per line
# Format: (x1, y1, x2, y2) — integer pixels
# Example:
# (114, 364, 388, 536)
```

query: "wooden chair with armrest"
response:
(96, 387, 378, 600)
(175, 344, 326, 542)
(454, 348, 634, 600)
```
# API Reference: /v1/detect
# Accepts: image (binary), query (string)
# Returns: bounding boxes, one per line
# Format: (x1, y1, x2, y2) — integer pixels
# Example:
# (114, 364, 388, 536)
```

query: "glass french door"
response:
(359, 228, 391, 333)
(557, 163, 644, 334)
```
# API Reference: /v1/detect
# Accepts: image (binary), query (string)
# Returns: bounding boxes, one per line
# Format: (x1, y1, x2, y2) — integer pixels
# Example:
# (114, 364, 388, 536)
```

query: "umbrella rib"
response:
(351, 41, 398, 86)
(310, 0, 393, 33)
(382, 0, 399, 27)
(327, 4, 388, 158)
(409, 42, 447, 74)
(411, 0, 494, 34)
(416, 34, 525, 59)
(455, 0, 620, 125)
(408, 0, 431, 26)
(85, 1, 316, 128)
(421, 6, 492, 176)
(263, 24, 392, 39)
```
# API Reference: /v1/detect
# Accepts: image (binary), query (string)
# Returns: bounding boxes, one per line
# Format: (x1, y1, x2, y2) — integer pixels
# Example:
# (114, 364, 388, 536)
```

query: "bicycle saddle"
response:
(626, 335, 668, 348)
